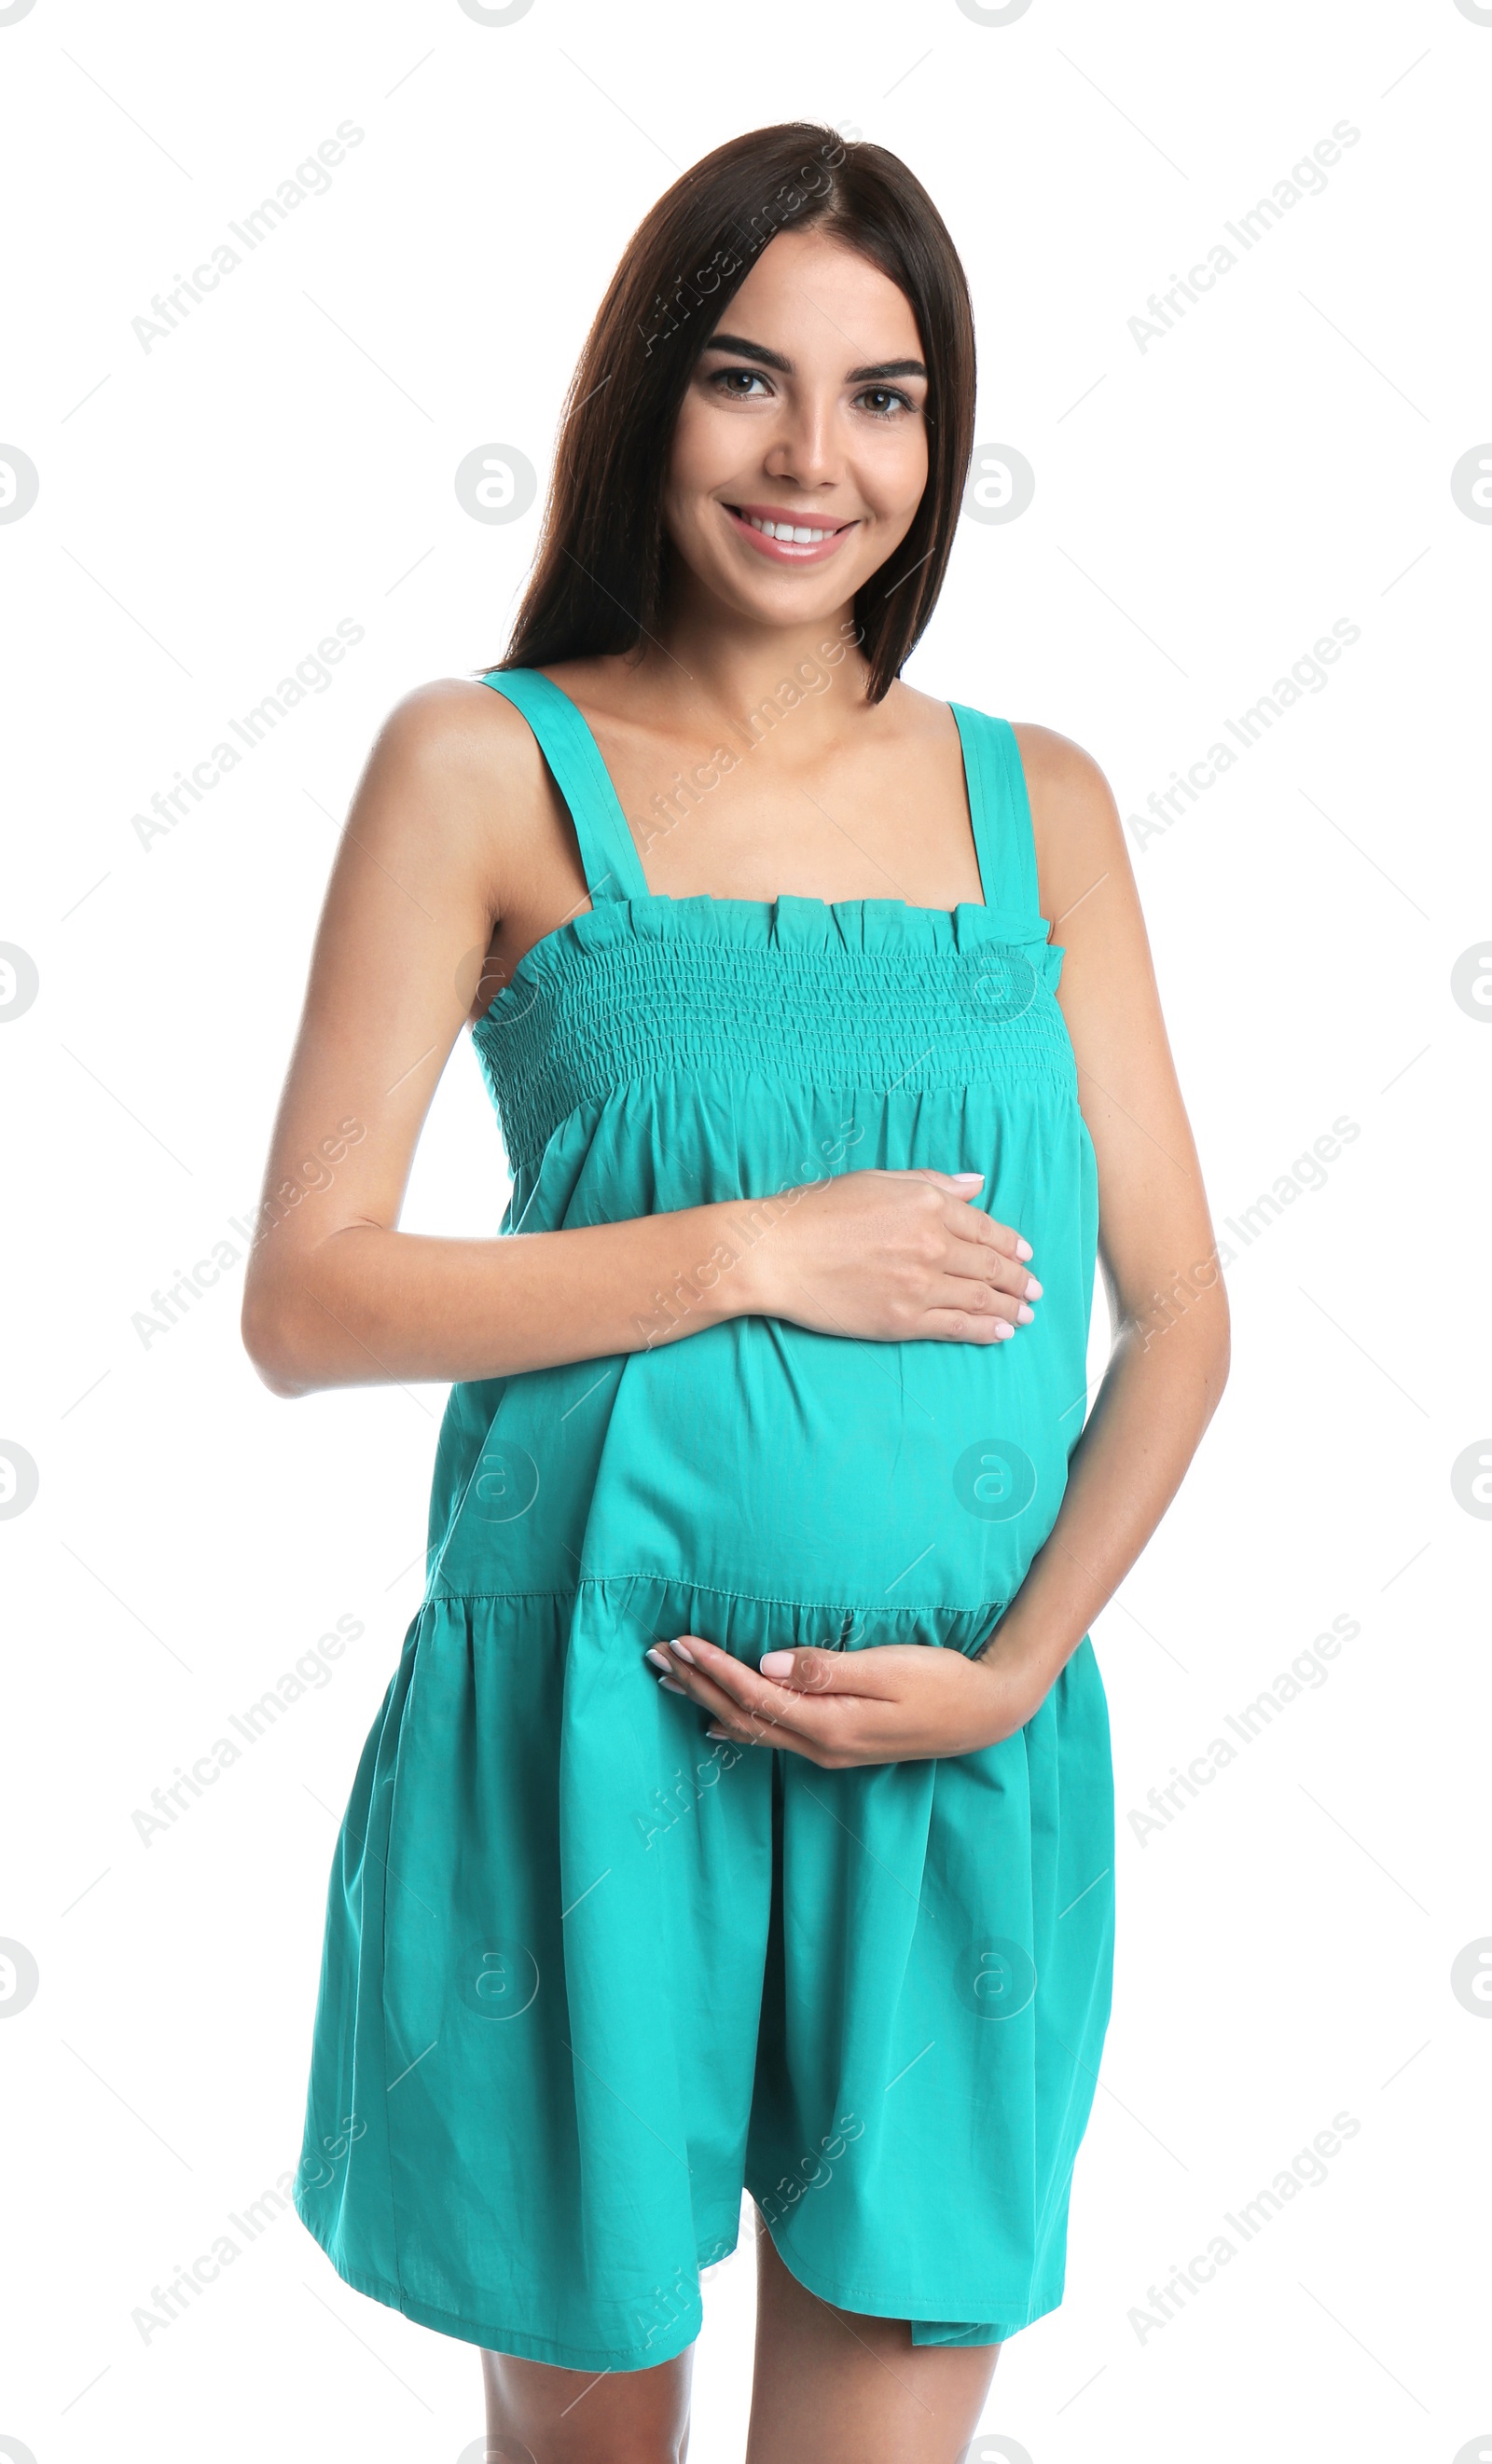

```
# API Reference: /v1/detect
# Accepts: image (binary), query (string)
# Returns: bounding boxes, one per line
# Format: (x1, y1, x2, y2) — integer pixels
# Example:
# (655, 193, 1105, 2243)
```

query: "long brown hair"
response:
(486, 122, 976, 705)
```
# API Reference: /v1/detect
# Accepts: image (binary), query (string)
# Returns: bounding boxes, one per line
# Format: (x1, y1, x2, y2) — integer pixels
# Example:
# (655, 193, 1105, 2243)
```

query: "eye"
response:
(854, 385, 916, 420)
(708, 366, 773, 399)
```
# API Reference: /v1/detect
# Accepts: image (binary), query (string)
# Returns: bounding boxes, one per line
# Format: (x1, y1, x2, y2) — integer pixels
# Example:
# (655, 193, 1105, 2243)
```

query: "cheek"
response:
(667, 394, 739, 501)
(660, 404, 735, 559)
(858, 423, 929, 525)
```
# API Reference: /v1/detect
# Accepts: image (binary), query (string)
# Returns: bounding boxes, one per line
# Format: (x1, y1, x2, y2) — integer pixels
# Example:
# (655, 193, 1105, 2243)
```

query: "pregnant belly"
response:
(435, 1314, 1080, 1647)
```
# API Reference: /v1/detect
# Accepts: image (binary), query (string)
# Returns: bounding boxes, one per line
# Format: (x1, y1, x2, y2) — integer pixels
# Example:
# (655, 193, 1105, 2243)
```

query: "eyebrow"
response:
(700, 331, 927, 383)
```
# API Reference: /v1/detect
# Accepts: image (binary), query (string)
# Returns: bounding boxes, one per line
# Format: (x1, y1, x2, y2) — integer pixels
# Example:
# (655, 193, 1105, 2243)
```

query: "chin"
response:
(706, 561, 858, 628)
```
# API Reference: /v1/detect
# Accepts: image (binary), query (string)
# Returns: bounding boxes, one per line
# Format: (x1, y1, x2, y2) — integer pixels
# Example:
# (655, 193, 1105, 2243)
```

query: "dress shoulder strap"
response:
(948, 703, 1042, 917)
(479, 668, 649, 905)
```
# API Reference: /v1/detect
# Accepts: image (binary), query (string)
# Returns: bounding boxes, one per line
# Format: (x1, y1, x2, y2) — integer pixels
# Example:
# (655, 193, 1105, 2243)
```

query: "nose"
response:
(761, 387, 844, 495)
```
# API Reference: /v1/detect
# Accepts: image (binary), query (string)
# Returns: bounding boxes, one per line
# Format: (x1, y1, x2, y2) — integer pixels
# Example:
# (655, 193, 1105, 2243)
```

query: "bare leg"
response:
(479, 2343, 693, 2464)
(744, 2212, 1001, 2464)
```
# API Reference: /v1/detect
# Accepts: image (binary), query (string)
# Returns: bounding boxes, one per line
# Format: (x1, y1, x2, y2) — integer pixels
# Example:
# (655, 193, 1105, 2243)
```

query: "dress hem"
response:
(293, 2189, 720, 2374)
(294, 2184, 1056, 2371)
(754, 2202, 1057, 2347)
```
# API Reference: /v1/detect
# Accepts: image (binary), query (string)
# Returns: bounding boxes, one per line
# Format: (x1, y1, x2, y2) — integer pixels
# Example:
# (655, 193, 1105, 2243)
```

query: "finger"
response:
(655, 1652, 770, 1736)
(665, 1636, 820, 1724)
(923, 1269, 1032, 1328)
(656, 1643, 791, 1737)
(962, 1209, 1035, 1265)
(885, 1168, 1025, 1249)
(942, 1229, 1041, 1303)
(755, 1645, 912, 1700)
(915, 1304, 1017, 1344)
(686, 1671, 800, 1750)
(903, 1167, 987, 1195)
(660, 1639, 836, 1741)
(946, 1206, 1040, 1285)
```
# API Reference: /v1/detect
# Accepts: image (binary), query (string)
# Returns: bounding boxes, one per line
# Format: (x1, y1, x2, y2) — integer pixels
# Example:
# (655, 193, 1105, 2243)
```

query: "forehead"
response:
(721, 228, 922, 358)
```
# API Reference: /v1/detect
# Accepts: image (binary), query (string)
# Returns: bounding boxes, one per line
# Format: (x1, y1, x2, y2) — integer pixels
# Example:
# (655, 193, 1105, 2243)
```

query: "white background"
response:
(2, 0, 1489, 2457)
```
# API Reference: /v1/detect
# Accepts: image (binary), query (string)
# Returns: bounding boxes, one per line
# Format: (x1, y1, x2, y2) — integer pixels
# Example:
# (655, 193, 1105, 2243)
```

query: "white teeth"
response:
(745, 514, 836, 543)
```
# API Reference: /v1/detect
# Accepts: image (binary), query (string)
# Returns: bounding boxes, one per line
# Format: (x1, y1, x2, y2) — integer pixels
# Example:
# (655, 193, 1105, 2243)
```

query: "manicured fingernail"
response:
(645, 1646, 670, 1672)
(1025, 1275, 1043, 1299)
(953, 1172, 983, 1186)
(1015, 1237, 1033, 1260)
(1016, 1303, 1034, 1325)
(706, 1728, 730, 1740)
(659, 1675, 687, 1694)
(994, 1320, 1015, 1339)
(669, 1639, 696, 1664)
(759, 1651, 794, 1676)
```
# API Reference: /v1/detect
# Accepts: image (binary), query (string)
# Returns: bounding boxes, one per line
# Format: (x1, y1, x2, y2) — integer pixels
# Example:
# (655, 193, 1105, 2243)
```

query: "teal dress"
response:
(293, 668, 1115, 2369)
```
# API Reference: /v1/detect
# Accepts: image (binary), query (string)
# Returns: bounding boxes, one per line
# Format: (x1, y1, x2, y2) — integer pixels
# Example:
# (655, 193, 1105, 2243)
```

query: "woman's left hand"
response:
(645, 1632, 1047, 1768)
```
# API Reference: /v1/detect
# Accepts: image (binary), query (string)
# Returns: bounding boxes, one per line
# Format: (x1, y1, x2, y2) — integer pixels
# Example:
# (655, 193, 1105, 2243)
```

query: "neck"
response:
(630, 582, 870, 743)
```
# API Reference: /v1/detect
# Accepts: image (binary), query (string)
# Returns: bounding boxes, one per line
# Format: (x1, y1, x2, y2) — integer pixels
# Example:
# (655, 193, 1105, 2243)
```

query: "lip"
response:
(722, 501, 859, 565)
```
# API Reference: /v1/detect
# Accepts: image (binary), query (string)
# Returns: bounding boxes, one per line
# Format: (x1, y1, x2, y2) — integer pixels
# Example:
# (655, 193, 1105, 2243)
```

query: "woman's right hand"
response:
(724, 1168, 1041, 1345)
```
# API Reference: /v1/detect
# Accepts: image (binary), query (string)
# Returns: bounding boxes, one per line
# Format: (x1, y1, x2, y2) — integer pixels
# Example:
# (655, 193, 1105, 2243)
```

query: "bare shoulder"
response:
(363, 674, 546, 799)
(882, 677, 967, 748)
(1011, 721, 1121, 842)
(342, 673, 556, 878)
(1009, 721, 1134, 928)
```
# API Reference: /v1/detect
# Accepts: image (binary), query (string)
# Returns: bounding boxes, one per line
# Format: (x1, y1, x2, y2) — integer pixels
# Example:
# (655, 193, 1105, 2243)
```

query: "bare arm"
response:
(241, 684, 1041, 1399)
(656, 729, 1231, 1761)
(979, 724, 1230, 1687)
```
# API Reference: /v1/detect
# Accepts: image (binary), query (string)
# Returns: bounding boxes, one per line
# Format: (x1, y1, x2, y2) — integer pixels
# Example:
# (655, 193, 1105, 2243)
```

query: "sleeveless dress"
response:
(293, 668, 1115, 2370)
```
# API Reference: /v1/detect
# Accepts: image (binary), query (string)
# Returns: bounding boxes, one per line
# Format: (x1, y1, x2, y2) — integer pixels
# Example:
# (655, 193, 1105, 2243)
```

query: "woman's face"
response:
(661, 227, 930, 631)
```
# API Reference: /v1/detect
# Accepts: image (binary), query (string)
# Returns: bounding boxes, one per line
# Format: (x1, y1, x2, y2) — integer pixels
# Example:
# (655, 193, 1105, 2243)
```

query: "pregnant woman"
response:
(243, 122, 1228, 2464)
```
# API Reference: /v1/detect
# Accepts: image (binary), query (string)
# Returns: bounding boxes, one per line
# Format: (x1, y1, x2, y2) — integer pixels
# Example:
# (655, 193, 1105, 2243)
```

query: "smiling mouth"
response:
(723, 503, 858, 561)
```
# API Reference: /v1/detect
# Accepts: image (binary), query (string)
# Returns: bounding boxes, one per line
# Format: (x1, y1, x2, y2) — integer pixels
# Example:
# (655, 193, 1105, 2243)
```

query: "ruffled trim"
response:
(482, 892, 1064, 1026)
(471, 893, 1076, 1183)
